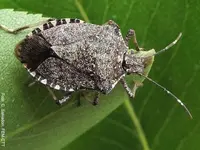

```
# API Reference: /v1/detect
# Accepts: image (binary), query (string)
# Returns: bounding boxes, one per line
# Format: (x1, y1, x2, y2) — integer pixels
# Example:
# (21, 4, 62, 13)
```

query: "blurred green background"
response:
(0, 0, 200, 150)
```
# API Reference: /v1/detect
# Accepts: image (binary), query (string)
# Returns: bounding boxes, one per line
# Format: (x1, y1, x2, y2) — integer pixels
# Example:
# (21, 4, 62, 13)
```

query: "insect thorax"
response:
(123, 51, 146, 74)
(122, 48, 157, 79)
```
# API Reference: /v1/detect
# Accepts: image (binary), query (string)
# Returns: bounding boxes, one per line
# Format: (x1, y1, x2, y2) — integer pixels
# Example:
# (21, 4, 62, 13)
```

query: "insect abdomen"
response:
(15, 35, 57, 71)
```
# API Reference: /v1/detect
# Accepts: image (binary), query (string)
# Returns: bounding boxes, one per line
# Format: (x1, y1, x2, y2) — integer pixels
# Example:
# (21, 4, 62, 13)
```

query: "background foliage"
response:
(0, 0, 200, 150)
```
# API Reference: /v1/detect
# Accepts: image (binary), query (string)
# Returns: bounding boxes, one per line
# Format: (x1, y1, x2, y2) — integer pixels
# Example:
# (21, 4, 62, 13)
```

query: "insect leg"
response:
(55, 92, 73, 105)
(120, 77, 135, 98)
(24, 75, 36, 87)
(47, 87, 58, 102)
(125, 29, 140, 51)
(28, 81, 37, 87)
(0, 18, 55, 34)
(131, 82, 143, 98)
(77, 92, 81, 106)
(132, 84, 138, 98)
(105, 20, 121, 36)
(106, 20, 119, 28)
(92, 92, 100, 105)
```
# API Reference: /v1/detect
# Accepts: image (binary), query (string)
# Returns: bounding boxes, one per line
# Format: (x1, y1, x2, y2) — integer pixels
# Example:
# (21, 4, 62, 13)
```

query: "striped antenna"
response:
(154, 33, 182, 56)
(139, 73, 192, 119)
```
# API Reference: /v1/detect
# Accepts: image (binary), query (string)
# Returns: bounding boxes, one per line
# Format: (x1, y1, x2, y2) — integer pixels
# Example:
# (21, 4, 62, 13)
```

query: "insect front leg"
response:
(0, 18, 55, 34)
(125, 29, 140, 51)
(120, 77, 135, 98)
(132, 84, 138, 98)
(106, 20, 119, 28)
(131, 82, 143, 98)
(105, 20, 121, 35)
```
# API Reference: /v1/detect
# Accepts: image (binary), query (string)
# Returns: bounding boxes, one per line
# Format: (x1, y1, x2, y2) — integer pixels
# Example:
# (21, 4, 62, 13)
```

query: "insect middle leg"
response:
(0, 18, 55, 34)
(77, 92, 81, 106)
(92, 92, 100, 105)
(55, 92, 73, 105)
(125, 29, 140, 51)
(81, 91, 100, 106)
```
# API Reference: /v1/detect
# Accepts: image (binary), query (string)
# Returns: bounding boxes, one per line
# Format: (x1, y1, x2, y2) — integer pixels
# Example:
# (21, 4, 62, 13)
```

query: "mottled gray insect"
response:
(0, 18, 192, 118)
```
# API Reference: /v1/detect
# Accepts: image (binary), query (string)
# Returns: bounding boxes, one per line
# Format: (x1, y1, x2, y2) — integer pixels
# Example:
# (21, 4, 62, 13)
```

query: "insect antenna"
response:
(154, 33, 182, 56)
(138, 73, 192, 119)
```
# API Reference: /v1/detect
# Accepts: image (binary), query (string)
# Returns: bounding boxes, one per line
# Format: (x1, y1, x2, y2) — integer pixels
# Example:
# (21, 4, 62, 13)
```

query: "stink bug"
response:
(0, 18, 192, 118)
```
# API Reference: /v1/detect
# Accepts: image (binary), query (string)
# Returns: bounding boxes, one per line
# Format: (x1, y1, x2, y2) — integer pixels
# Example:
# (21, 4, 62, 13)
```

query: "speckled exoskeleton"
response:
(0, 18, 192, 117)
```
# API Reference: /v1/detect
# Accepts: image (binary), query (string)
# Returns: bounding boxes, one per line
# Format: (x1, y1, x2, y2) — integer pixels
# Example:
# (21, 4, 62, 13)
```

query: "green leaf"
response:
(0, 0, 200, 149)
